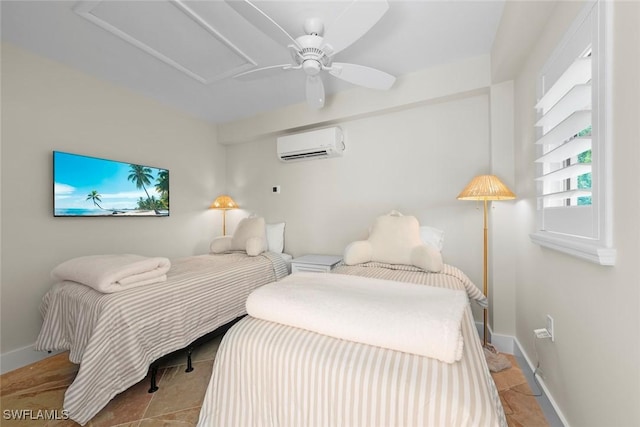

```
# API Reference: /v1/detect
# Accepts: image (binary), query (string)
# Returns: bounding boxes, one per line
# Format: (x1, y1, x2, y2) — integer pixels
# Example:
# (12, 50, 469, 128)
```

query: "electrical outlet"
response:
(546, 315, 555, 342)
(272, 185, 281, 194)
(534, 328, 551, 339)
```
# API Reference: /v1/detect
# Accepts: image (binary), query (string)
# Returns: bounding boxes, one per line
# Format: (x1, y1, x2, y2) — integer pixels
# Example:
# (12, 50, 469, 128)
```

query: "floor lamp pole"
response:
(222, 210, 227, 236)
(482, 199, 489, 348)
(457, 174, 515, 358)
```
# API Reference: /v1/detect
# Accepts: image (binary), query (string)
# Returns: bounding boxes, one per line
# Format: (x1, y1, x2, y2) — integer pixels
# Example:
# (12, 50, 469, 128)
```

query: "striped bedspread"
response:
(35, 252, 288, 425)
(198, 263, 507, 427)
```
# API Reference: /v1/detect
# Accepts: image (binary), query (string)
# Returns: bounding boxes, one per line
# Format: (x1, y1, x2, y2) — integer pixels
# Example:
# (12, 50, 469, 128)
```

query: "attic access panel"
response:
(74, 0, 257, 84)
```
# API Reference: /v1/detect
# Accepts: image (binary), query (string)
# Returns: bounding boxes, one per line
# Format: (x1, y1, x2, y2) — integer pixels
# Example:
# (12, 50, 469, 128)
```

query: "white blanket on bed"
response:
(246, 272, 468, 363)
(51, 254, 171, 293)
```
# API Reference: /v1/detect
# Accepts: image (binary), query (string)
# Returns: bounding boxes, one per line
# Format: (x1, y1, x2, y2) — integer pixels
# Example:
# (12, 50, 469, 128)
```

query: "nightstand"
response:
(291, 255, 343, 273)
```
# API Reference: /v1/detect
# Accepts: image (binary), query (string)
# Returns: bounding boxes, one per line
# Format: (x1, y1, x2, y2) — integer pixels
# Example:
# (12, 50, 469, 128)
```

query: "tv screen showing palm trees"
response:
(53, 151, 169, 217)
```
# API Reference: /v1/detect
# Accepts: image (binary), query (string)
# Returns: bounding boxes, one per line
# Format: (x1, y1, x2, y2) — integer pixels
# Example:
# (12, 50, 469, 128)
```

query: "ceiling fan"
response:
(228, 0, 396, 109)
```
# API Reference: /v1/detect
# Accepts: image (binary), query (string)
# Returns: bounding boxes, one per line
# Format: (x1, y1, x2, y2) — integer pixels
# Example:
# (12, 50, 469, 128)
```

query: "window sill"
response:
(529, 232, 616, 266)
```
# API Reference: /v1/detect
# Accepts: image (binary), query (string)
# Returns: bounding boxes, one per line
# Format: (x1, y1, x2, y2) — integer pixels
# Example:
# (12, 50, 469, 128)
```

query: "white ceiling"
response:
(1, 0, 505, 124)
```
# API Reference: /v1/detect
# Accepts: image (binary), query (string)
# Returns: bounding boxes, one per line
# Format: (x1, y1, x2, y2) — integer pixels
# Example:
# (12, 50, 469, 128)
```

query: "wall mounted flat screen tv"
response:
(53, 151, 169, 217)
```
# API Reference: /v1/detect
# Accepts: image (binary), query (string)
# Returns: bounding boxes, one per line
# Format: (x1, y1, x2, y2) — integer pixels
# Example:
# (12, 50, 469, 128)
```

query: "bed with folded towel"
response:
(35, 251, 289, 425)
(198, 211, 506, 427)
(247, 272, 468, 363)
(50, 254, 172, 292)
(198, 263, 507, 427)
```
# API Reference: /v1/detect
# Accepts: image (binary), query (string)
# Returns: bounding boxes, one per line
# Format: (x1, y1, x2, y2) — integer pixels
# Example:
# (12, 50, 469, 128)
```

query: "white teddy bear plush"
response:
(343, 210, 443, 272)
(210, 216, 268, 257)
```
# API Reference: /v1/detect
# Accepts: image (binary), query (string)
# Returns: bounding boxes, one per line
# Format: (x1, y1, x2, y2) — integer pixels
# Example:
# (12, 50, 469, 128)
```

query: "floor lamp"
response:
(209, 195, 238, 236)
(457, 175, 515, 349)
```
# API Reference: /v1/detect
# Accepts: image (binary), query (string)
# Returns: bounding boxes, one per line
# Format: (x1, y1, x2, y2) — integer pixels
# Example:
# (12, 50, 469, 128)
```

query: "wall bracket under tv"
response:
(53, 151, 169, 217)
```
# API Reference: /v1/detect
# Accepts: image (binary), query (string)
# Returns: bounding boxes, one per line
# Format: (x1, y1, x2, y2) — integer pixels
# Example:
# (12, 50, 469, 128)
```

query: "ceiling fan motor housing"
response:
(303, 17, 324, 36)
(302, 59, 321, 75)
(295, 34, 331, 74)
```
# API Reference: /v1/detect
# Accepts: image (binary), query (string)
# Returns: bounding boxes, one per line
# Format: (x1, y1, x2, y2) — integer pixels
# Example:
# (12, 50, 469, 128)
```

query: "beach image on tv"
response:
(54, 151, 169, 217)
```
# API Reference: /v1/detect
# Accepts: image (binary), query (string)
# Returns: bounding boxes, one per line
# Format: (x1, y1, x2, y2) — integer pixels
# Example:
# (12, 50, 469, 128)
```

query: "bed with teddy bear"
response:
(34, 216, 289, 425)
(197, 211, 507, 427)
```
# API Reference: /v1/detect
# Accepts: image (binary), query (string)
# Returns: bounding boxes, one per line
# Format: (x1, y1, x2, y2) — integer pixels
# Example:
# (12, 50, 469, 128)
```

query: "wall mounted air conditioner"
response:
(277, 127, 344, 162)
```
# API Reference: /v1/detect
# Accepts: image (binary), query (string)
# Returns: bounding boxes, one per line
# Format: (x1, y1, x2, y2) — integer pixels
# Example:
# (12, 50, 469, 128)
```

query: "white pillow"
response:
(210, 236, 232, 253)
(343, 240, 373, 265)
(343, 211, 443, 272)
(410, 244, 444, 272)
(231, 217, 267, 255)
(266, 222, 285, 253)
(209, 216, 267, 256)
(245, 236, 266, 257)
(420, 226, 445, 251)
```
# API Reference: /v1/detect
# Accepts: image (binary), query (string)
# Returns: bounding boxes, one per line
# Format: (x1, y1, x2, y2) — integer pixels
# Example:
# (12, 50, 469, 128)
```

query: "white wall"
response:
(0, 43, 225, 365)
(507, 1, 640, 426)
(225, 92, 492, 319)
(221, 54, 520, 334)
(489, 80, 517, 339)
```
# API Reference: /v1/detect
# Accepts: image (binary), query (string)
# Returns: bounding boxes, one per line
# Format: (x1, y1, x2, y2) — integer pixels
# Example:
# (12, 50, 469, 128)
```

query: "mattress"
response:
(35, 251, 289, 425)
(198, 263, 507, 427)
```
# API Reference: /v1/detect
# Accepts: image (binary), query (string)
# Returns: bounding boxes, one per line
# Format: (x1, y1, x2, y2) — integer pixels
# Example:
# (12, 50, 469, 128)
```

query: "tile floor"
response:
(491, 354, 550, 427)
(1, 337, 550, 427)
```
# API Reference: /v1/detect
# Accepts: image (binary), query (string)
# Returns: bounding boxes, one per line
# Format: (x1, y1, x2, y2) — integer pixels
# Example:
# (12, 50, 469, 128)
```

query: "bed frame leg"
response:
(148, 365, 159, 393)
(185, 347, 194, 373)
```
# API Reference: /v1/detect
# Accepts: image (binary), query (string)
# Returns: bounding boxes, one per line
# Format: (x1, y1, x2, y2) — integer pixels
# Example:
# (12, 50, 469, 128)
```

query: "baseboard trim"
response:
(474, 322, 568, 427)
(513, 337, 571, 427)
(474, 321, 515, 354)
(1, 344, 62, 375)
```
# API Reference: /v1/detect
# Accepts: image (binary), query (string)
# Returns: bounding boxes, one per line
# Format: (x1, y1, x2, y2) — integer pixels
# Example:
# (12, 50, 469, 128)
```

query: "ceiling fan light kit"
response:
(228, 0, 396, 110)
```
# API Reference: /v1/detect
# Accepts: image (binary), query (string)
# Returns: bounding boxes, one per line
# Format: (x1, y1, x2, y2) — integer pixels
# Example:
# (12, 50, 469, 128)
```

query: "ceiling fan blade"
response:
(233, 64, 292, 81)
(323, 0, 389, 56)
(306, 75, 325, 109)
(225, 0, 300, 48)
(329, 62, 395, 90)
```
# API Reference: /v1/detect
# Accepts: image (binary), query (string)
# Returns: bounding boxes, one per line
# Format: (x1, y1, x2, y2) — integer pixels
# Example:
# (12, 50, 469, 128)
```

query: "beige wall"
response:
(225, 95, 494, 323)
(509, 1, 640, 426)
(222, 55, 521, 335)
(0, 44, 225, 359)
(489, 80, 517, 339)
(5, 2, 638, 422)
(222, 55, 520, 340)
(227, 94, 490, 255)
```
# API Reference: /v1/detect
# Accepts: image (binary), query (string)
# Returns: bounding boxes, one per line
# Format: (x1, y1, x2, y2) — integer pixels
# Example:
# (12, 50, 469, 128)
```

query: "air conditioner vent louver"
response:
(277, 127, 344, 163)
(280, 150, 330, 161)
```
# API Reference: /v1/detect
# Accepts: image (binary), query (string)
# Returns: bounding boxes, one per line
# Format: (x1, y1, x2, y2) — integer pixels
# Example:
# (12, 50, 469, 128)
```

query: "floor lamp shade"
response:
(457, 175, 515, 347)
(209, 195, 238, 236)
(457, 175, 516, 201)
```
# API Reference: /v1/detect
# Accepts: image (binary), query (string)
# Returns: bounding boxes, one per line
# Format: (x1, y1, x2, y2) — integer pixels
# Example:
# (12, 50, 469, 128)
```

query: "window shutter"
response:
(535, 55, 592, 208)
(530, 0, 616, 265)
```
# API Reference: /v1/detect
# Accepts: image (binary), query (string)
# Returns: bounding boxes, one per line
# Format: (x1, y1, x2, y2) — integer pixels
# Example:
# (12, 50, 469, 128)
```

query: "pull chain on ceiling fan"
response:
(228, 0, 396, 109)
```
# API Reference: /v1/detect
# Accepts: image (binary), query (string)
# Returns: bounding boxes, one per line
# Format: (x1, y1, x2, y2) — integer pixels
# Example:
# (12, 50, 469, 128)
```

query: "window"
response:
(530, 0, 615, 265)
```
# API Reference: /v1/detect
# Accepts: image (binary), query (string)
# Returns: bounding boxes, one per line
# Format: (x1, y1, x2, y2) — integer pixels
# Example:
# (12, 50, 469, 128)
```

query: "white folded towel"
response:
(51, 254, 171, 293)
(247, 272, 468, 363)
